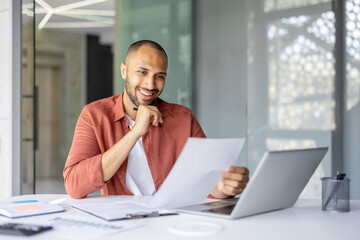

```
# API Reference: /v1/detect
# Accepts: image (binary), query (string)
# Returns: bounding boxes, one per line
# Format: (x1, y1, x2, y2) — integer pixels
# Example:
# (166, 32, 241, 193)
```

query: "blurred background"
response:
(21, 0, 360, 199)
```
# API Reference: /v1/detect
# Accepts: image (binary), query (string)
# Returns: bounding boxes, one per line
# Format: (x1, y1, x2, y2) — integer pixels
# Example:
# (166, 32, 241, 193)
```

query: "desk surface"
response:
(0, 194, 359, 240)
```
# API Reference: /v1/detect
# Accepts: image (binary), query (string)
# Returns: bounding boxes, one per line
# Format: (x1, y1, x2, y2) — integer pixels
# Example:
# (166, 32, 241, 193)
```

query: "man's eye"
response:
(138, 71, 146, 75)
(157, 75, 165, 80)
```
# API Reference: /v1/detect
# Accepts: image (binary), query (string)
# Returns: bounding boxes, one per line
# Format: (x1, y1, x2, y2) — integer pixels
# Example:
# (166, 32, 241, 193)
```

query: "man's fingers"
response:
(222, 166, 249, 182)
(133, 105, 164, 136)
(216, 166, 250, 197)
(227, 166, 249, 175)
(142, 106, 162, 127)
(218, 182, 234, 196)
(222, 179, 247, 195)
(222, 178, 247, 189)
(151, 111, 163, 126)
(222, 183, 244, 195)
(217, 177, 247, 197)
(222, 172, 249, 182)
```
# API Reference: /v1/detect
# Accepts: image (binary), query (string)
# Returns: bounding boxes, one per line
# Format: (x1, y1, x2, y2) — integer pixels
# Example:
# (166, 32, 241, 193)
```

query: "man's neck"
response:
(123, 92, 137, 121)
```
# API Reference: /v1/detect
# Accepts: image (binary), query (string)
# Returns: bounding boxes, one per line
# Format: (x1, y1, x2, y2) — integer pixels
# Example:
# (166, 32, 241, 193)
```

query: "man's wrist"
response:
(210, 186, 231, 199)
(129, 126, 143, 139)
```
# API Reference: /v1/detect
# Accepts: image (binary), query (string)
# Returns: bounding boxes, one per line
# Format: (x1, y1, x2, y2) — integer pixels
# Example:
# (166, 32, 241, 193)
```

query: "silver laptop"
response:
(176, 147, 328, 219)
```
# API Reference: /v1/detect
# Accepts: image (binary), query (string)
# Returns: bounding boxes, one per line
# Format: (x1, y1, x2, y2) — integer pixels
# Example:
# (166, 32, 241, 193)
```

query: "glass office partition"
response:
(33, 1, 115, 194)
(21, 0, 35, 194)
(115, 0, 193, 108)
(21, 0, 114, 194)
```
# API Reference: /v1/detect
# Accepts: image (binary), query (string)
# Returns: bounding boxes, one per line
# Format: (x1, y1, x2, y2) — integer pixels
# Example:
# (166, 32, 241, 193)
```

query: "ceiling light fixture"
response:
(34, 0, 114, 30)
(45, 21, 113, 29)
(62, 9, 115, 16)
(54, 0, 109, 13)
(57, 13, 114, 24)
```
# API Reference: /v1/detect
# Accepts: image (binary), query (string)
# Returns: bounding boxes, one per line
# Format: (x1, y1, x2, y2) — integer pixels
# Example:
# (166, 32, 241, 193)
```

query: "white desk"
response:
(0, 194, 359, 240)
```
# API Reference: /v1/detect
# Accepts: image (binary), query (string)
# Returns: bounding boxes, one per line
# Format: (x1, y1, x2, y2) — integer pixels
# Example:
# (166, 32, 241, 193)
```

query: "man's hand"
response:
(211, 166, 249, 199)
(101, 104, 163, 182)
(132, 105, 164, 137)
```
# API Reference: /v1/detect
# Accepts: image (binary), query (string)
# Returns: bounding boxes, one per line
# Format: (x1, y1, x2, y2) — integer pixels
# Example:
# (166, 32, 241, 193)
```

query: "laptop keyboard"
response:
(203, 201, 235, 207)
(202, 205, 236, 215)
(177, 198, 239, 215)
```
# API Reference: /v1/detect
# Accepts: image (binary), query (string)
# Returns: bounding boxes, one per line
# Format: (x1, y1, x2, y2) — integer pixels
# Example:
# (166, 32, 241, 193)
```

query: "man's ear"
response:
(120, 63, 127, 80)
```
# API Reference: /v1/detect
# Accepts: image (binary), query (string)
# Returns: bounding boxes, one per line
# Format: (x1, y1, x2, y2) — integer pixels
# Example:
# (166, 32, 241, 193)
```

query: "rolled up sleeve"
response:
(191, 114, 206, 138)
(63, 106, 105, 199)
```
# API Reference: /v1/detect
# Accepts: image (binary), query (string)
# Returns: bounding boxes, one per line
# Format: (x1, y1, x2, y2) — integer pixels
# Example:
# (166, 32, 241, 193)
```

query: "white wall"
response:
(0, 0, 11, 199)
(193, 0, 248, 164)
(344, 101, 360, 199)
(0, 0, 21, 200)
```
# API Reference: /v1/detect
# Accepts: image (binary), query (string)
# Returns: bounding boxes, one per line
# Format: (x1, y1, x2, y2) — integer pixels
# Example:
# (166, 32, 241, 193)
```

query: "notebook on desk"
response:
(0, 201, 64, 218)
(176, 147, 328, 219)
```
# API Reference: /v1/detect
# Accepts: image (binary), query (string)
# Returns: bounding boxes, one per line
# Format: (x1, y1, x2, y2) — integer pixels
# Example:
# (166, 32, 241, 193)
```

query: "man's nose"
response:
(143, 75, 156, 89)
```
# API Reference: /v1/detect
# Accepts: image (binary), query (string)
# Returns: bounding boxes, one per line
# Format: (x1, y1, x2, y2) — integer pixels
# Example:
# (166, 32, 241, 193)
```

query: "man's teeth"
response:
(140, 90, 153, 96)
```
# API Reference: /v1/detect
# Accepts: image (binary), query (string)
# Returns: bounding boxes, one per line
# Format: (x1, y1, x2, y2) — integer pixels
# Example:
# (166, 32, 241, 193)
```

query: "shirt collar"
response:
(113, 92, 126, 122)
(125, 113, 135, 128)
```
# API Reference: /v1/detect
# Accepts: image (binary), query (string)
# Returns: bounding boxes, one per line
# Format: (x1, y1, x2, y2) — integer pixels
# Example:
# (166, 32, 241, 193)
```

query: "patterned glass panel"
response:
(268, 13, 335, 131)
(264, 0, 332, 13)
(346, 0, 360, 110)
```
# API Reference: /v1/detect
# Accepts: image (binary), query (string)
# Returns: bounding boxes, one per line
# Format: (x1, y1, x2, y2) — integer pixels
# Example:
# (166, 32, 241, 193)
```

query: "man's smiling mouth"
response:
(139, 89, 154, 96)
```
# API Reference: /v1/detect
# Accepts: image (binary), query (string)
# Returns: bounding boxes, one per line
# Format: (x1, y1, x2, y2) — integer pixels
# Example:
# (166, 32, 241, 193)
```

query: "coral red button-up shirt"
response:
(63, 93, 206, 199)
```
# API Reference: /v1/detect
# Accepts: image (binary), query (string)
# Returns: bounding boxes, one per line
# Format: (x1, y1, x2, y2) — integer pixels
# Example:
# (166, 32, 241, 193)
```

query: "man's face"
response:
(121, 45, 167, 107)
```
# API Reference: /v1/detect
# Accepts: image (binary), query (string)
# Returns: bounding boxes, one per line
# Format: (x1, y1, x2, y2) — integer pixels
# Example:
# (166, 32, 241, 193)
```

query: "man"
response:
(64, 40, 249, 199)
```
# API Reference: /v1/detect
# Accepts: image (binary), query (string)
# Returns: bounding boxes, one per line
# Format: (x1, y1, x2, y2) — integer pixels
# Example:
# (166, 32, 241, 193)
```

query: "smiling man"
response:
(64, 40, 249, 199)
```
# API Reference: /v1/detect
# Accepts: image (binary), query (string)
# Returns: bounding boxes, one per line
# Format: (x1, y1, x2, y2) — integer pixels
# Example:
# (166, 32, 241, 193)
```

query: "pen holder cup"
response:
(321, 177, 350, 212)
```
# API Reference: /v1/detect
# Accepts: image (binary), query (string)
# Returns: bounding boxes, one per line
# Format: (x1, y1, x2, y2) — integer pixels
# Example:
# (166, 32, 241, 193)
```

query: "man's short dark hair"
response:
(125, 40, 168, 63)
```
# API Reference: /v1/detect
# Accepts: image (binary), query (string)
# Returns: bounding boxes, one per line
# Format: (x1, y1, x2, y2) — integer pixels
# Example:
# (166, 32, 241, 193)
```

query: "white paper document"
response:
(150, 138, 245, 208)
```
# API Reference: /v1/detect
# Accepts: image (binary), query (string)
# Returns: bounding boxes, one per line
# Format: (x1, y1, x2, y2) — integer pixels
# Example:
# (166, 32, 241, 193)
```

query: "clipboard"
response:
(72, 201, 178, 221)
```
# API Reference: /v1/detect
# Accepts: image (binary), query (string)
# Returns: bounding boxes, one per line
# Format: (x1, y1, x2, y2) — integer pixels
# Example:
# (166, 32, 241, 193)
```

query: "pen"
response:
(126, 211, 160, 219)
(133, 107, 166, 119)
